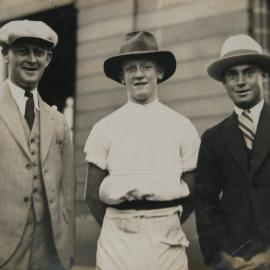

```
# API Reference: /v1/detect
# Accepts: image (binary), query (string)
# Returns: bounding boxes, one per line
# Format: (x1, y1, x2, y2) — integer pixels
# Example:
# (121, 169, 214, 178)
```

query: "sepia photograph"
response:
(0, 0, 269, 269)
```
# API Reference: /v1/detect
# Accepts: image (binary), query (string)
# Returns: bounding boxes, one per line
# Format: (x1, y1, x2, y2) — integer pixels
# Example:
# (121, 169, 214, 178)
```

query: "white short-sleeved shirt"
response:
(84, 100, 200, 205)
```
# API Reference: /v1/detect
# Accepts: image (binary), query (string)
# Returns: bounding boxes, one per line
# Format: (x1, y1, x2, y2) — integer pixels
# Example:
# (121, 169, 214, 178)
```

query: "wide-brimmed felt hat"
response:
(0, 20, 58, 49)
(104, 31, 176, 84)
(207, 34, 270, 82)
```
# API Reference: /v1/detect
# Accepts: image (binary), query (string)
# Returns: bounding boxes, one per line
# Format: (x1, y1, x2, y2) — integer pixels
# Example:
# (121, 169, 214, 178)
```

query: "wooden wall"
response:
(75, 0, 249, 199)
(0, 0, 73, 21)
(0, 1, 251, 268)
(0, 0, 250, 200)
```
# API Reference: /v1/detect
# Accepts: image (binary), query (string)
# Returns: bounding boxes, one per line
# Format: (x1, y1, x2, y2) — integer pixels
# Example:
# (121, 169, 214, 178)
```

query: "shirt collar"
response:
(8, 79, 39, 112)
(127, 99, 160, 110)
(234, 100, 264, 130)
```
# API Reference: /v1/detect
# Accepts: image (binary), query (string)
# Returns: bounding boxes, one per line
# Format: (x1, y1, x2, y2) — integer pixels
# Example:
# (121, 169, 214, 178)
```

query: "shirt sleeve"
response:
(84, 122, 110, 170)
(180, 119, 201, 172)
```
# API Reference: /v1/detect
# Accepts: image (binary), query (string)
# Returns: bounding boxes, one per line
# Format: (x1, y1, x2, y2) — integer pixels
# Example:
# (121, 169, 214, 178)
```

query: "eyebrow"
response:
(225, 66, 256, 73)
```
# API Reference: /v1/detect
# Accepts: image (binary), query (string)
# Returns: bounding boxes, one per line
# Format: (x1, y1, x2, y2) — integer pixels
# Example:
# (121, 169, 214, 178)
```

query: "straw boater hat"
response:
(104, 31, 176, 84)
(207, 34, 270, 82)
(0, 20, 58, 49)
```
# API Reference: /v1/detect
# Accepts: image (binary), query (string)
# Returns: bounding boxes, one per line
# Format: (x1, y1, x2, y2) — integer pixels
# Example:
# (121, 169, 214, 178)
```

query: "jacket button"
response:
(252, 182, 259, 188)
(25, 163, 32, 169)
(23, 196, 29, 202)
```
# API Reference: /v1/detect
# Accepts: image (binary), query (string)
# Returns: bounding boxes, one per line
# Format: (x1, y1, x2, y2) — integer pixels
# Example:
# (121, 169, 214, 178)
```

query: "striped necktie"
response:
(24, 91, 35, 130)
(238, 110, 255, 150)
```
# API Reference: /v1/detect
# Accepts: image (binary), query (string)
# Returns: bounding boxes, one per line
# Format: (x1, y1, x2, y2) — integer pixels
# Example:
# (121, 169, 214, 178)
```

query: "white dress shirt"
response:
(8, 79, 39, 116)
(84, 100, 200, 205)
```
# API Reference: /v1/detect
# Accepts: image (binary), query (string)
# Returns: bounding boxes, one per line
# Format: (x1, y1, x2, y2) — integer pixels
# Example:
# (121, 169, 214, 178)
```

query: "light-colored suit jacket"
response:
(0, 81, 76, 269)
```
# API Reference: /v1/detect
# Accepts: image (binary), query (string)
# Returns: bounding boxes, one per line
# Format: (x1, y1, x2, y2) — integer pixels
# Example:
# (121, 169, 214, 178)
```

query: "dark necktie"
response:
(238, 110, 255, 150)
(24, 91, 35, 130)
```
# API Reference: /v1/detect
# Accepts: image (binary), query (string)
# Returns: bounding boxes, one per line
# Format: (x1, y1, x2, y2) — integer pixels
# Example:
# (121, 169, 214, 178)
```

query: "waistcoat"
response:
(22, 110, 47, 222)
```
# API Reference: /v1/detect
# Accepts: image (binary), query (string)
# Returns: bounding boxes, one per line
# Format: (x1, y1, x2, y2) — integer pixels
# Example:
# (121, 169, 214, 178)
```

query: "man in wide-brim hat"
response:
(195, 34, 270, 270)
(84, 31, 200, 270)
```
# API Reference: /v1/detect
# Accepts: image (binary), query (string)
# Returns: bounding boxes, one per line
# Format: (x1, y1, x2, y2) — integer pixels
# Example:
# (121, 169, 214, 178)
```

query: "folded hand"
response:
(216, 248, 270, 270)
(235, 248, 270, 270)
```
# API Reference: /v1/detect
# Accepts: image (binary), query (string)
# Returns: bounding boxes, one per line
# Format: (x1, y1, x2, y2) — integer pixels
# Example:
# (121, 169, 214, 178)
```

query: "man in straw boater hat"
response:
(0, 20, 76, 270)
(195, 34, 270, 270)
(84, 31, 200, 269)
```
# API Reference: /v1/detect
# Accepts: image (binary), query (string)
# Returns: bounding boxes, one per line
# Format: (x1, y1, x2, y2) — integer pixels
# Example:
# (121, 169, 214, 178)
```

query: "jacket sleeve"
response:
(61, 116, 77, 251)
(195, 130, 230, 266)
(180, 170, 196, 224)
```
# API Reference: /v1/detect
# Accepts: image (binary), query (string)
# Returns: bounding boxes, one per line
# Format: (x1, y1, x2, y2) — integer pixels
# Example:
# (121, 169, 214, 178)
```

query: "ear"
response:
(262, 71, 268, 82)
(119, 71, 126, 85)
(156, 63, 165, 81)
(45, 51, 53, 67)
(1, 48, 9, 64)
(157, 68, 164, 81)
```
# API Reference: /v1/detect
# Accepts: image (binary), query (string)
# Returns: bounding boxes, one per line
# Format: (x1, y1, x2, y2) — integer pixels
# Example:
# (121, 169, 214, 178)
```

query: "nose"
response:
(237, 73, 245, 87)
(26, 51, 37, 63)
(134, 67, 144, 79)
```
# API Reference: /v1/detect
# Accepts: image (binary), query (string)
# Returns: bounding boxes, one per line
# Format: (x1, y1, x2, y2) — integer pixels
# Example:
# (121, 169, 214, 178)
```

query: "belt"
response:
(108, 199, 183, 210)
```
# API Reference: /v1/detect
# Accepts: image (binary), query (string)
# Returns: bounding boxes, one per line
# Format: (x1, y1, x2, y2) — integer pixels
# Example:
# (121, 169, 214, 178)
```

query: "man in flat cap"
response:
(84, 31, 200, 270)
(0, 20, 76, 270)
(195, 34, 270, 270)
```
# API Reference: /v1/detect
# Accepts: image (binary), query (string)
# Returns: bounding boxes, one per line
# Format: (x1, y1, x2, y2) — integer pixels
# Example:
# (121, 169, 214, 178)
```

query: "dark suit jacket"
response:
(195, 103, 270, 266)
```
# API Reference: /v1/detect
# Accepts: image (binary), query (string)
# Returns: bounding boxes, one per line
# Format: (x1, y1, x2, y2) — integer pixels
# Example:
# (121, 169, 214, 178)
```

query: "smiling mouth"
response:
(236, 89, 250, 95)
(22, 67, 38, 72)
(134, 82, 147, 86)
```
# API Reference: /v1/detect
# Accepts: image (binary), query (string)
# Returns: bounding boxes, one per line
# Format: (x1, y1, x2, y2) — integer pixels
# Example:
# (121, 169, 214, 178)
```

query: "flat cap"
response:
(0, 20, 58, 48)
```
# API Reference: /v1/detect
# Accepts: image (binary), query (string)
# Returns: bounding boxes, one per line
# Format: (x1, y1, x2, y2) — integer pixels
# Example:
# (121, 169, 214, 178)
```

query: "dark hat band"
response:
(120, 42, 158, 53)
(223, 49, 260, 58)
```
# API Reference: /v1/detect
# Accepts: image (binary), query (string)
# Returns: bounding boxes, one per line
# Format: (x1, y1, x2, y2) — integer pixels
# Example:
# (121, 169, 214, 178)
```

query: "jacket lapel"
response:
(221, 112, 249, 176)
(250, 103, 270, 175)
(0, 82, 31, 159)
(39, 96, 56, 164)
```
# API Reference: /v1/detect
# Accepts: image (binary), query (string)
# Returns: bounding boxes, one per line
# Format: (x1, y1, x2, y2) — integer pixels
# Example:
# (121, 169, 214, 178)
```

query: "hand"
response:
(214, 252, 246, 270)
(236, 248, 270, 270)
(217, 248, 270, 270)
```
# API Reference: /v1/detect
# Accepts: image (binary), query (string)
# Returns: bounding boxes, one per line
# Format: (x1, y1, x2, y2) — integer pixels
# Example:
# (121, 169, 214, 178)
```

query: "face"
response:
(223, 64, 266, 109)
(121, 58, 164, 104)
(2, 39, 52, 91)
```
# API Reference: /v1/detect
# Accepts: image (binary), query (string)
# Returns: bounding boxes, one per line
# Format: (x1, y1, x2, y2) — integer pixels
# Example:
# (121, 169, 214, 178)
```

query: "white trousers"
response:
(96, 206, 189, 270)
